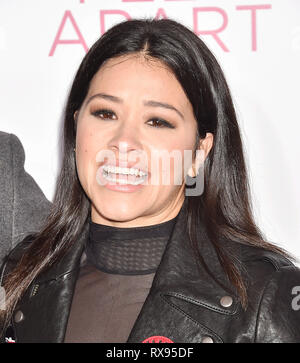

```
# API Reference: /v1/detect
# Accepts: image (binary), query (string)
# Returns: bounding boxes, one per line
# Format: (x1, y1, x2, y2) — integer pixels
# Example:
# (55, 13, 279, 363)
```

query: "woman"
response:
(1, 18, 299, 343)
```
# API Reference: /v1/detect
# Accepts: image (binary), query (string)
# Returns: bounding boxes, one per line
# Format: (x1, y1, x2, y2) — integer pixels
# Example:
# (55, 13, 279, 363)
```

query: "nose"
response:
(107, 123, 143, 157)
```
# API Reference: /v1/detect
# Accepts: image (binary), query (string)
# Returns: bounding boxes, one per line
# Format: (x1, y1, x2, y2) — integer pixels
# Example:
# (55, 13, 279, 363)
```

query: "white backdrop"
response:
(0, 0, 299, 262)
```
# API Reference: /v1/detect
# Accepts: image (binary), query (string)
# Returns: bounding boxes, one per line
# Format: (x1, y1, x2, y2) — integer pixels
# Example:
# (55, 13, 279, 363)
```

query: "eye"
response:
(147, 118, 175, 129)
(91, 109, 117, 120)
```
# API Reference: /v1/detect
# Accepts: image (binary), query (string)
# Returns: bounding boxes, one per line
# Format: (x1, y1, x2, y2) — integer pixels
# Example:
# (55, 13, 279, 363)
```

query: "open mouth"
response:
(102, 165, 148, 185)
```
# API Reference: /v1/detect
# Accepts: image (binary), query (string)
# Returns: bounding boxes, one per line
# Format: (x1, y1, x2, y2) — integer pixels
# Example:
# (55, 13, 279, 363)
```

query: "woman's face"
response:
(75, 54, 212, 227)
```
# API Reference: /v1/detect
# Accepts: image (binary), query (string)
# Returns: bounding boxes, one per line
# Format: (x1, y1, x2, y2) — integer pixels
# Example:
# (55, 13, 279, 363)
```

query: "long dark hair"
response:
(1, 18, 292, 329)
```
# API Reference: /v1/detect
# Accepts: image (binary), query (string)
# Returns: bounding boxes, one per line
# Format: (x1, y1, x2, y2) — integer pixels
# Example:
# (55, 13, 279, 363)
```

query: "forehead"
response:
(87, 54, 189, 105)
(96, 53, 173, 78)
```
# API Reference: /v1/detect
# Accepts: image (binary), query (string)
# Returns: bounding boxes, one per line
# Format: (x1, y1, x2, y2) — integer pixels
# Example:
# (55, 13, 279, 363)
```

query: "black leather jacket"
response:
(1, 201, 300, 343)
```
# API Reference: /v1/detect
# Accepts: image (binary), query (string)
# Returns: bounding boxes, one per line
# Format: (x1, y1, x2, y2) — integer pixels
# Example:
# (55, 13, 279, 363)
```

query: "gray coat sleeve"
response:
(0, 132, 51, 266)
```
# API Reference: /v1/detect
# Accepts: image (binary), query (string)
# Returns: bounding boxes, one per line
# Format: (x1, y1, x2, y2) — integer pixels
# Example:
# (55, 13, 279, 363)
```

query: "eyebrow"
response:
(86, 93, 184, 120)
(143, 100, 184, 120)
(87, 93, 122, 104)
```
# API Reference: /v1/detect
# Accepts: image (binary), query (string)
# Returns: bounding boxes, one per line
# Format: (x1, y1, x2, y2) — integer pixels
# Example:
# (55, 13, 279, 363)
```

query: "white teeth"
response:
(102, 165, 147, 185)
(102, 173, 145, 185)
(102, 165, 147, 177)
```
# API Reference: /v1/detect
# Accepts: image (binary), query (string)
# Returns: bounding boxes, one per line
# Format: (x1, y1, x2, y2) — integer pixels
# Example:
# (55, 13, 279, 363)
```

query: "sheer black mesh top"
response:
(85, 215, 177, 275)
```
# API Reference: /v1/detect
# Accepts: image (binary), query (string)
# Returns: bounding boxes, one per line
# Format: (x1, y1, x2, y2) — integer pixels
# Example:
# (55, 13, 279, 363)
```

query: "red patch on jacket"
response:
(142, 336, 174, 343)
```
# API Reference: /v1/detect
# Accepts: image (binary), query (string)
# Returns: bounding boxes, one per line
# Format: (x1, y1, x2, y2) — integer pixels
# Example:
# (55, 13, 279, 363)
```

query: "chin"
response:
(92, 195, 145, 224)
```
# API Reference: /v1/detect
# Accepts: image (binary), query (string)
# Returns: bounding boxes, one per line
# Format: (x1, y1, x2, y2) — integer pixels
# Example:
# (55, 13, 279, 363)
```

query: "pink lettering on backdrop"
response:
(49, 10, 88, 56)
(49, 3, 273, 55)
(155, 8, 168, 19)
(236, 4, 271, 51)
(122, 0, 153, 2)
(100, 10, 131, 35)
(193, 7, 229, 52)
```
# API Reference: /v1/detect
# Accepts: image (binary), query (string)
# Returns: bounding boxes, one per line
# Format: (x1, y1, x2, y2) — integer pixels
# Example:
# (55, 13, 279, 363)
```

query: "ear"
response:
(187, 133, 213, 177)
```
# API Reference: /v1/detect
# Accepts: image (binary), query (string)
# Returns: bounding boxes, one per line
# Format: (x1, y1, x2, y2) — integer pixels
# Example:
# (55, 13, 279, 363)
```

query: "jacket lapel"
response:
(10, 224, 89, 343)
(127, 199, 240, 343)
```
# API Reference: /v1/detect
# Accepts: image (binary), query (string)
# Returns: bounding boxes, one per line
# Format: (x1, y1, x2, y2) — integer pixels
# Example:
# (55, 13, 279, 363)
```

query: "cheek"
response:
(75, 127, 100, 194)
(149, 137, 195, 186)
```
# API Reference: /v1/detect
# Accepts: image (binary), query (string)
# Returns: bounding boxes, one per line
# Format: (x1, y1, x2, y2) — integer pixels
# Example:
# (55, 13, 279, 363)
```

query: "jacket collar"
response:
(34, 198, 240, 286)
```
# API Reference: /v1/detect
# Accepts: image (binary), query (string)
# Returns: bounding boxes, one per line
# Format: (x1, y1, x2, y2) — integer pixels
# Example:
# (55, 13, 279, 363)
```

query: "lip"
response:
(101, 181, 145, 193)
